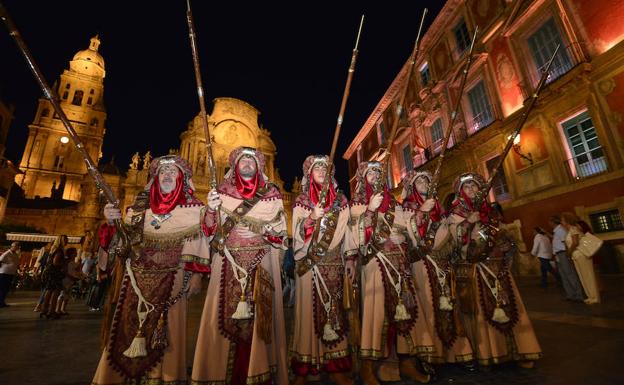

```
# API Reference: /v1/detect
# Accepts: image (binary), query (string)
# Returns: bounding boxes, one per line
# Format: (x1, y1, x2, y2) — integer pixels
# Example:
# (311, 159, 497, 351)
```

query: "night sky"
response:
(0, 1, 443, 191)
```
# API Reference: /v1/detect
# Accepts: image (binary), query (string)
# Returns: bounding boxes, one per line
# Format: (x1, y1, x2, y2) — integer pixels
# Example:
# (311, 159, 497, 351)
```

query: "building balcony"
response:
(563, 155, 608, 180)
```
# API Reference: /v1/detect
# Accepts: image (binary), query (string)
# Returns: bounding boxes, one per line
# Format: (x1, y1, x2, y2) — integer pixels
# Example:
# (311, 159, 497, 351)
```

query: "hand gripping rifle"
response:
(427, 27, 479, 199)
(312, 15, 365, 235)
(378, 8, 428, 180)
(0, 3, 130, 255)
(478, 45, 560, 205)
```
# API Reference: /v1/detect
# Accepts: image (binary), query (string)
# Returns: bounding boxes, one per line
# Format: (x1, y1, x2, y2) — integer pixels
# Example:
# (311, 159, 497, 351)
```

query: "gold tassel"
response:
(232, 295, 253, 320)
(492, 306, 510, 323)
(394, 300, 411, 321)
(323, 322, 340, 341)
(150, 312, 168, 350)
(123, 330, 148, 358)
(439, 295, 453, 311)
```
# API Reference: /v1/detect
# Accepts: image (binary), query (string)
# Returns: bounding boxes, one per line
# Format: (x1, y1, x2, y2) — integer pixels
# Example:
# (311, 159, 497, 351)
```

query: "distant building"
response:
(3, 36, 293, 237)
(343, 0, 624, 270)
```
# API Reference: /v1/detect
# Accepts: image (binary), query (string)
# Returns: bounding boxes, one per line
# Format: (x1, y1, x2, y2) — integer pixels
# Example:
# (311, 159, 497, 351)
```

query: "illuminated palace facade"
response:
(343, 0, 624, 270)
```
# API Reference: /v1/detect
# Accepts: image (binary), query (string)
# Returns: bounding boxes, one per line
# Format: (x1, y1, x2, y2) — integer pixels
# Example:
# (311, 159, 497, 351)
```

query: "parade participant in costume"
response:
(402, 171, 474, 365)
(92, 155, 210, 385)
(448, 172, 541, 368)
(351, 162, 432, 385)
(291, 155, 357, 385)
(191, 146, 288, 385)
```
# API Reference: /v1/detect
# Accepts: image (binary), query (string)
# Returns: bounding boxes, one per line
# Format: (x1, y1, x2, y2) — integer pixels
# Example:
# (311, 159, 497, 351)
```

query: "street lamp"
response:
(60, 136, 69, 144)
(507, 133, 533, 165)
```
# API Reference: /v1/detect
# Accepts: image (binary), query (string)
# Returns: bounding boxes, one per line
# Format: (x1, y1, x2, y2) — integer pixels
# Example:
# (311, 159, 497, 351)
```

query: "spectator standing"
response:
(549, 215, 584, 302)
(561, 212, 601, 304)
(0, 242, 21, 307)
(531, 227, 561, 288)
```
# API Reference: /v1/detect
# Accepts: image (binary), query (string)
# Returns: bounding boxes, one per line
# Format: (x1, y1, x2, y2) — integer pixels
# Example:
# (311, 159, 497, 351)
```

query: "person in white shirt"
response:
(0, 242, 21, 307)
(531, 227, 561, 288)
(549, 215, 584, 301)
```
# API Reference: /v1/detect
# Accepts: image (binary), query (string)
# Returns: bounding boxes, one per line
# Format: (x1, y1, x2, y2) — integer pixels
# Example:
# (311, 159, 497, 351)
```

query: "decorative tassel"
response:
(123, 330, 148, 358)
(394, 300, 411, 321)
(439, 295, 453, 311)
(150, 313, 168, 350)
(232, 295, 253, 320)
(323, 322, 339, 341)
(492, 306, 510, 323)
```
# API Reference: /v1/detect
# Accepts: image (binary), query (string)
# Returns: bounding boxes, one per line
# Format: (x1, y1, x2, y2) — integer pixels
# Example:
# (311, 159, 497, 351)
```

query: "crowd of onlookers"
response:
(0, 230, 113, 318)
(530, 212, 602, 304)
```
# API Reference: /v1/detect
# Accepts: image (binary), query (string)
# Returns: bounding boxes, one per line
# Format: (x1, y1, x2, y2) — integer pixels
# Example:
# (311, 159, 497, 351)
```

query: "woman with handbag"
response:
(560, 212, 600, 304)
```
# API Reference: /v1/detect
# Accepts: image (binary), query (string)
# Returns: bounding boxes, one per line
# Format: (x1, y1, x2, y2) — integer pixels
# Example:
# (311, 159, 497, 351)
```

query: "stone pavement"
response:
(0, 275, 622, 385)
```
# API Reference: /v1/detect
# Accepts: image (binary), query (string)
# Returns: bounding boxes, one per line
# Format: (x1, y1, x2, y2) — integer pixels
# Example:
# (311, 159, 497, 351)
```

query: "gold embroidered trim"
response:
(227, 245, 269, 252)
(180, 254, 211, 265)
(131, 265, 181, 273)
(290, 348, 351, 364)
(220, 206, 285, 235)
(143, 224, 201, 248)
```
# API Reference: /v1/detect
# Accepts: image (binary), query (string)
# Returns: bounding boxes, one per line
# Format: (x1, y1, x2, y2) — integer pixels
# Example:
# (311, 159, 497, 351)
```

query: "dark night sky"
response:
(0, 1, 443, 190)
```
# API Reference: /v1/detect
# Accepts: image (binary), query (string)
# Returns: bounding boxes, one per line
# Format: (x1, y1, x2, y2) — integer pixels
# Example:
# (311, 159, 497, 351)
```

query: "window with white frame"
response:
(454, 19, 471, 55)
(527, 18, 573, 85)
(420, 62, 431, 86)
(561, 111, 607, 178)
(467, 80, 494, 132)
(402, 144, 413, 172)
(431, 118, 444, 153)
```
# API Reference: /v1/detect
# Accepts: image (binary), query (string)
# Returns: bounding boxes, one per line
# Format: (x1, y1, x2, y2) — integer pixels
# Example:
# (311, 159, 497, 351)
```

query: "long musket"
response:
(0, 3, 129, 250)
(427, 27, 479, 198)
(380, 9, 428, 166)
(314, 15, 365, 209)
(482, 45, 560, 196)
(186, 0, 217, 190)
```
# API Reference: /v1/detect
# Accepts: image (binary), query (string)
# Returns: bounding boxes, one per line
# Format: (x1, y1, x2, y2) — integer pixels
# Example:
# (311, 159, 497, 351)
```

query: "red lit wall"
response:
(490, 37, 524, 117)
(505, 178, 624, 244)
(573, 0, 624, 54)
(603, 71, 624, 138)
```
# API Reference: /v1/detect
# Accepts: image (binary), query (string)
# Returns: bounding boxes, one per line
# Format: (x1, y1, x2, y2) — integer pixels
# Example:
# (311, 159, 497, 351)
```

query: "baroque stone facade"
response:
(343, 0, 624, 273)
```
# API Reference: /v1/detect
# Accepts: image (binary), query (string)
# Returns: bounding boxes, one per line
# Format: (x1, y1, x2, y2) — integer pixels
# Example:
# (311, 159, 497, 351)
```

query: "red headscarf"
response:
(407, 188, 442, 238)
(453, 189, 493, 224)
(309, 179, 336, 209)
(235, 164, 265, 199)
(149, 172, 188, 214)
(365, 182, 392, 213)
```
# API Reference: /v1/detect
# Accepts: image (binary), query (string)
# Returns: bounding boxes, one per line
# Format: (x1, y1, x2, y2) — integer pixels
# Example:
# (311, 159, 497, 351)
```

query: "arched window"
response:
(65, 83, 71, 89)
(62, 91, 69, 100)
(90, 118, 98, 127)
(87, 97, 93, 105)
(41, 108, 50, 118)
(71, 90, 84, 106)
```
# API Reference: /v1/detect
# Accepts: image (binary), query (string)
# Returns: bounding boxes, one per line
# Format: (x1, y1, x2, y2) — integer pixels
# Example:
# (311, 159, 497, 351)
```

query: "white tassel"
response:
(123, 331, 148, 358)
(232, 296, 253, 320)
(439, 295, 453, 311)
(492, 306, 510, 323)
(323, 322, 339, 341)
(394, 301, 411, 321)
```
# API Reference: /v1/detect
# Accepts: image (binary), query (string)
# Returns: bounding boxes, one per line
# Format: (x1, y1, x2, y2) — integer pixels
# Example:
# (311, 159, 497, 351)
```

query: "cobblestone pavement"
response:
(0, 275, 622, 385)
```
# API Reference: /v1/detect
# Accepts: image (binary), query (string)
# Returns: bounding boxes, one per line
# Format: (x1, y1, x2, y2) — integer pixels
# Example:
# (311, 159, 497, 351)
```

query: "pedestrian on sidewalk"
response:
(56, 247, 84, 316)
(561, 212, 601, 304)
(39, 235, 68, 318)
(549, 215, 584, 302)
(0, 242, 21, 307)
(530, 227, 561, 288)
(33, 242, 53, 312)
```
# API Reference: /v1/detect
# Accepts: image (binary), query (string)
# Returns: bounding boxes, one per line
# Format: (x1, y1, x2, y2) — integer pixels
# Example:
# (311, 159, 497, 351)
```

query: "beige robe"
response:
(92, 205, 211, 385)
(448, 214, 541, 365)
(566, 226, 601, 303)
(404, 211, 474, 364)
(351, 203, 435, 360)
(191, 193, 288, 385)
(290, 198, 357, 371)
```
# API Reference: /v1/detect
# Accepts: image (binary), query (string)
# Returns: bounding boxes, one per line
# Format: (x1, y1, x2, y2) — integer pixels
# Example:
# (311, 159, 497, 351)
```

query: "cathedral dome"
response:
(71, 36, 105, 77)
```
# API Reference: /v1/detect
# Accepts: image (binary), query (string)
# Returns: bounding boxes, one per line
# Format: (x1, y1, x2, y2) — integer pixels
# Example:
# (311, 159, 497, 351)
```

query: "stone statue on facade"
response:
(129, 152, 140, 170)
(142, 151, 152, 170)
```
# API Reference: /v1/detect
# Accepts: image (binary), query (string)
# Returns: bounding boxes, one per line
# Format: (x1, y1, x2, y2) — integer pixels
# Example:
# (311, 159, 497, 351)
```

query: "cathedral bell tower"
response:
(15, 35, 107, 201)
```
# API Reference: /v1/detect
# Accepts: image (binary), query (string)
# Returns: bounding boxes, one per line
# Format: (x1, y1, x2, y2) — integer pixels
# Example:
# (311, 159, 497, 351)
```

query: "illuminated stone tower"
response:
(16, 35, 106, 201)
